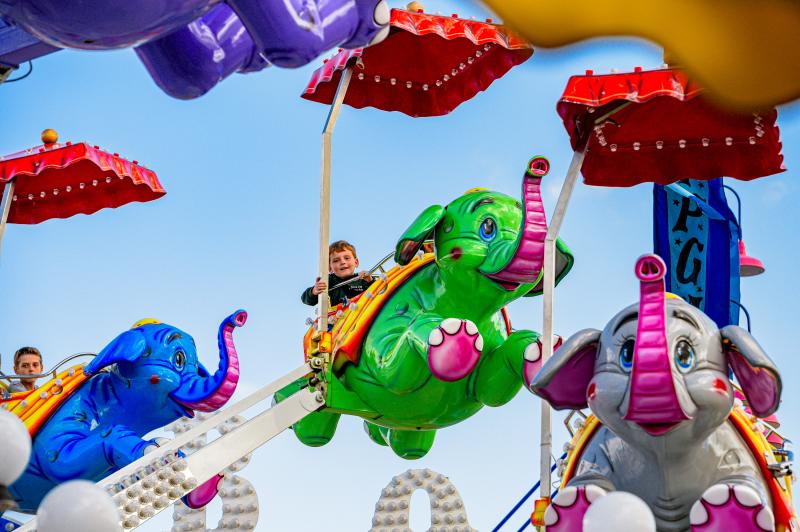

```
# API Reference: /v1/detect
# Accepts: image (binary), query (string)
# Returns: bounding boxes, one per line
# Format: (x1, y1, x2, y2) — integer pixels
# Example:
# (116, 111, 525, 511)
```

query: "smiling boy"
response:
(301, 240, 373, 307)
(8, 346, 43, 393)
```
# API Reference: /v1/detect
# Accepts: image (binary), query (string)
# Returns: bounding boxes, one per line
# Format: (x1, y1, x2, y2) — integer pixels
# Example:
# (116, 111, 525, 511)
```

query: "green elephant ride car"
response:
(279, 157, 574, 459)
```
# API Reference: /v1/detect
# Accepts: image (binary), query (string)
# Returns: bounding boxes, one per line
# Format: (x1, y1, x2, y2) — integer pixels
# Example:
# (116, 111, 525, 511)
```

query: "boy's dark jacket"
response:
(301, 273, 372, 307)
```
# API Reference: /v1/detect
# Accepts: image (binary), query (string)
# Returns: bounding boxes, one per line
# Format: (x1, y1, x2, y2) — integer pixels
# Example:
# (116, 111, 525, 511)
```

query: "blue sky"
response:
(2, 1, 798, 529)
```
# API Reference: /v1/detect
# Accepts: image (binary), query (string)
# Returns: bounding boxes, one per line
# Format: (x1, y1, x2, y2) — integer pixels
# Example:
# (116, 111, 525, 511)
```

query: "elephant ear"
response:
(525, 237, 575, 297)
(721, 325, 782, 418)
(395, 205, 445, 265)
(84, 329, 149, 376)
(529, 329, 600, 410)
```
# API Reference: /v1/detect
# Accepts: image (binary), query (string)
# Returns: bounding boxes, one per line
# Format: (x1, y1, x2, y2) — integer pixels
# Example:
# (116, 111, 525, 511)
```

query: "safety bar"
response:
(327, 240, 433, 292)
(0, 352, 95, 381)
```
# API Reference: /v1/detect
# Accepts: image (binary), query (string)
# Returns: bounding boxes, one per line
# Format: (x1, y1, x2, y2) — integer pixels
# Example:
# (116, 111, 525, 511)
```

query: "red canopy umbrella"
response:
(301, 5, 532, 330)
(303, 7, 532, 117)
(0, 130, 165, 255)
(557, 67, 785, 187)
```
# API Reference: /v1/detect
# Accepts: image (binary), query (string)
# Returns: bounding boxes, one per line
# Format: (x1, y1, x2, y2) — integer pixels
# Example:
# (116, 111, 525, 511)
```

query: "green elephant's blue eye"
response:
(174, 351, 186, 369)
(479, 218, 497, 241)
(674, 340, 695, 372)
(619, 339, 634, 371)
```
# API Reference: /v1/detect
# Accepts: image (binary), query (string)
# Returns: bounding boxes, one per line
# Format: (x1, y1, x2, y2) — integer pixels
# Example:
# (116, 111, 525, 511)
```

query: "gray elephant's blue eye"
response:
(479, 218, 497, 241)
(674, 340, 695, 372)
(174, 351, 186, 369)
(618, 339, 634, 371)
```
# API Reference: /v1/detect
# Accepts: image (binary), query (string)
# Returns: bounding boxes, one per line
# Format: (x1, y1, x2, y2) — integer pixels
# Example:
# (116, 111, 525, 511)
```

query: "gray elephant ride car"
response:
(529, 254, 796, 532)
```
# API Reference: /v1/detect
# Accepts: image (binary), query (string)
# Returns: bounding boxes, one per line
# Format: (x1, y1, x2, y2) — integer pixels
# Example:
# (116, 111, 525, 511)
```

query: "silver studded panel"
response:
(370, 469, 476, 532)
(169, 414, 259, 532)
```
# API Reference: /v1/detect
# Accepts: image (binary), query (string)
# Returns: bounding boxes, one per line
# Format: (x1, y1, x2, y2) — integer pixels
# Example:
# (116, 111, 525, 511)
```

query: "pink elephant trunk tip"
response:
(488, 156, 550, 284)
(232, 310, 248, 327)
(527, 156, 550, 176)
(635, 254, 666, 282)
(626, 254, 689, 435)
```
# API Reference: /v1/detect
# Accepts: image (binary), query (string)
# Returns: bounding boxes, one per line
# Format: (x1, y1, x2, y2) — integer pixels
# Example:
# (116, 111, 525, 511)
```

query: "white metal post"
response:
(539, 149, 585, 499)
(538, 101, 630, 501)
(0, 179, 15, 262)
(318, 68, 353, 332)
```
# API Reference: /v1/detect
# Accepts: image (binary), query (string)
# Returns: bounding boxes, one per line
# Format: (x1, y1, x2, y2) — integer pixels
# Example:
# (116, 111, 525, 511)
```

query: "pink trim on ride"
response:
(180, 311, 246, 412)
(488, 158, 549, 284)
(624, 255, 688, 434)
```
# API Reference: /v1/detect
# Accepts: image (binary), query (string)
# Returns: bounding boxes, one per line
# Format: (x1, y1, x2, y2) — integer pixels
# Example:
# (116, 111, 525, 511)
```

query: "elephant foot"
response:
(293, 410, 341, 447)
(427, 318, 483, 381)
(363, 421, 389, 447)
(690, 484, 774, 532)
(387, 428, 436, 460)
(544, 485, 607, 531)
(523, 336, 562, 389)
(182, 474, 223, 509)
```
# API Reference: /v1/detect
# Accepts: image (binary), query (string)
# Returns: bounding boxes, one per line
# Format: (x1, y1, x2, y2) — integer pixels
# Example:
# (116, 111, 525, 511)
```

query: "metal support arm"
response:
(16, 364, 318, 531)
(538, 100, 631, 500)
(317, 67, 353, 332)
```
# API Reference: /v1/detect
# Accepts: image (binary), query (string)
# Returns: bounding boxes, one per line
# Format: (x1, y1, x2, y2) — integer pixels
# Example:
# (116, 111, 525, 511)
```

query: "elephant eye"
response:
(618, 339, 634, 371)
(479, 218, 497, 241)
(674, 340, 695, 372)
(174, 351, 186, 369)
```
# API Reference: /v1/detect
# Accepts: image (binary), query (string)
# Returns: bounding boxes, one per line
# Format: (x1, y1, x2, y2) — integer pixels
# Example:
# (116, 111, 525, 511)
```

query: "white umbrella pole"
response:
(538, 101, 631, 504)
(0, 179, 15, 262)
(539, 149, 585, 499)
(317, 67, 353, 333)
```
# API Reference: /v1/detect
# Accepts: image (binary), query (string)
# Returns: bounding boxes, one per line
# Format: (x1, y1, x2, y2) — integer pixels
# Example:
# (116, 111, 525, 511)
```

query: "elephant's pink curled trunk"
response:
(488, 157, 549, 284)
(624, 255, 688, 434)
(179, 311, 246, 412)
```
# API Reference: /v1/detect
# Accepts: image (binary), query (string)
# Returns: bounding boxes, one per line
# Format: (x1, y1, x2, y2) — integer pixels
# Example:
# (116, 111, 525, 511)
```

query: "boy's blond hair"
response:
(14, 346, 42, 367)
(329, 240, 358, 259)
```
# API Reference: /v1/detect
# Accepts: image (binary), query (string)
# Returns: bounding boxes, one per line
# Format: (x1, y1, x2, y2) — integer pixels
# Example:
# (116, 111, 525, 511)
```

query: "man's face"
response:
(15, 354, 42, 384)
(330, 250, 358, 277)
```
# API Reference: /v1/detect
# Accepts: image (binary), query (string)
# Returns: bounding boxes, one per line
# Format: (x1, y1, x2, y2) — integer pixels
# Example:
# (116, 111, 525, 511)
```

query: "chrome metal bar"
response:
(317, 67, 353, 333)
(327, 250, 395, 291)
(539, 148, 586, 498)
(0, 352, 96, 381)
(327, 239, 433, 292)
(537, 100, 630, 500)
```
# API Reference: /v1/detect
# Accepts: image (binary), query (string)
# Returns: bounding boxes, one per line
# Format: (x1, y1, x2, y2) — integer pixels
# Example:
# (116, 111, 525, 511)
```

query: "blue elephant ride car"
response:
(0, 310, 246, 513)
